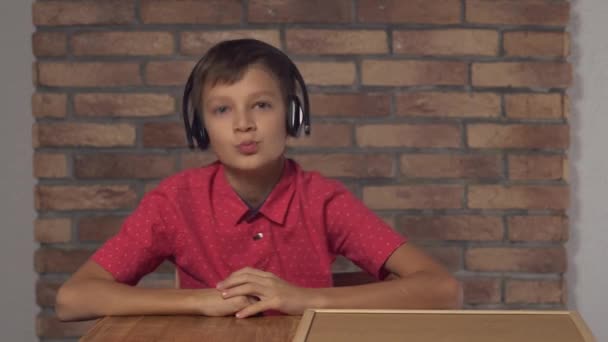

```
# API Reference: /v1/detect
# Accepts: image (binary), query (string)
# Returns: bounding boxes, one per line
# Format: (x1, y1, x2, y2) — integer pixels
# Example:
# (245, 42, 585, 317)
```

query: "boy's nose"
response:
(233, 109, 256, 132)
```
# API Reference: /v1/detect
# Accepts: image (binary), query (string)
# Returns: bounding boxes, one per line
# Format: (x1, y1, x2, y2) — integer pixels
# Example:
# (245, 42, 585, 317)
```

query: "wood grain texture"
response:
(81, 315, 300, 341)
(81, 310, 595, 342)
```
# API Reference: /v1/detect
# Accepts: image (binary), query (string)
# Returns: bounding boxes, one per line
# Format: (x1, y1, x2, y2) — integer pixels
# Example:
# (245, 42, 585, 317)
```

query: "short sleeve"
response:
(325, 185, 407, 280)
(91, 190, 176, 286)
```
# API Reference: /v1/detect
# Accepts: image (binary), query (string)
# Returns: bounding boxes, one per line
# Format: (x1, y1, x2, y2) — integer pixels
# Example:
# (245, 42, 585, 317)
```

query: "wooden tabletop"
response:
(80, 310, 595, 342)
(81, 315, 301, 342)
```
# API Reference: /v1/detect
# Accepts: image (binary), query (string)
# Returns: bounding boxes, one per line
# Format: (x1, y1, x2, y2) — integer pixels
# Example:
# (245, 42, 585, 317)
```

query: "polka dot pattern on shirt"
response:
(91, 159, 407, 288)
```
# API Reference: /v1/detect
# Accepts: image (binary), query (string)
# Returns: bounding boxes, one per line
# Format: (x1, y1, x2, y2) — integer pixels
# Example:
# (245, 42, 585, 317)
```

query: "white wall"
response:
(0, 0, 36, 341)
(568, 0, 608, 340)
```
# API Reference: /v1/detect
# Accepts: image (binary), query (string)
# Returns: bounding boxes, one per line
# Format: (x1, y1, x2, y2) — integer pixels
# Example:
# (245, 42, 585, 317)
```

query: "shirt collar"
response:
(257, 159, 296, 225)
(213, 159, 297, 226)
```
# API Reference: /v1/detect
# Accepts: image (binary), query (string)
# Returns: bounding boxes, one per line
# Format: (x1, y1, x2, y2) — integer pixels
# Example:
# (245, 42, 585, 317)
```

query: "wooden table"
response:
(81, 310, 595, 342)
(81, 315, 300, 341)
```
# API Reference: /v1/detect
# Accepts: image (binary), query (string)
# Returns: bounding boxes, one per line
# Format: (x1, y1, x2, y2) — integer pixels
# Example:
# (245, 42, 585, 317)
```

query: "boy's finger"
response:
(231, 267, 273, 278)
(235, 300, 273, 319)
(221, 283, 264, 298)
(217, 273, 264, 290)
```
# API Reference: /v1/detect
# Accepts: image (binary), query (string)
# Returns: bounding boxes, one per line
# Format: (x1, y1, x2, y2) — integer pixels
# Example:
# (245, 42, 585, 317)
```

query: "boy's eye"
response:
(254, 101, 272, 110)
(212, 105, 229, 115)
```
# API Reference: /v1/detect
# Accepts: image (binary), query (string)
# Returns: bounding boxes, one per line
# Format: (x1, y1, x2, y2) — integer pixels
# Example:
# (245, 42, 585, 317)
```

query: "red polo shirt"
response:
(92, 159, 406, 289)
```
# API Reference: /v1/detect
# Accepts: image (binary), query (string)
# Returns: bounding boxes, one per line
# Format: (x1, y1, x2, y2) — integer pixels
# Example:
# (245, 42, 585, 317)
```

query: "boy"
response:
(56, 39, 461, 321)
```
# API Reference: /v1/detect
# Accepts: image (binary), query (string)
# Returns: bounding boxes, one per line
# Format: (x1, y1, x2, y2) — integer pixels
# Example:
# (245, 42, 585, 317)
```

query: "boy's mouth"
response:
(236, 141, 259, 155)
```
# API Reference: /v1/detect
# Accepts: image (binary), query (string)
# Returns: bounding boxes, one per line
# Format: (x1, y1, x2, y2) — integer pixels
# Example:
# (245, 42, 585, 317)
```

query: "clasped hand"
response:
(215, 267, 315, 318)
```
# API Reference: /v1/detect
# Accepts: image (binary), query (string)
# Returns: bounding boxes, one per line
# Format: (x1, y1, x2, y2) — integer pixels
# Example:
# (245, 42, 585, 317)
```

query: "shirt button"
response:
(253, 232, 264, 241)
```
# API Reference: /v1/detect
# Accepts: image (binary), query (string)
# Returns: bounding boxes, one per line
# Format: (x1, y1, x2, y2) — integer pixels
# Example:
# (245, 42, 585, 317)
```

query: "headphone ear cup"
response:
(286, 96, 302, 137)
(193, 109, 210, 150)
(199, 126, 209, 149)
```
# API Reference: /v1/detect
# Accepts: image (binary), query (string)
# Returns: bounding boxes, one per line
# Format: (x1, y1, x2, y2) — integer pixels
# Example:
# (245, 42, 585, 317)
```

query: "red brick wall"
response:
(32, 0, 571, 339)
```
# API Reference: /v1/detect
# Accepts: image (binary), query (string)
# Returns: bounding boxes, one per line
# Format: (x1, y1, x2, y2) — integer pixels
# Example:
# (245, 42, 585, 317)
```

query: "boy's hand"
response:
(216, 267, 319, 318)
(198, 289, 258, 317)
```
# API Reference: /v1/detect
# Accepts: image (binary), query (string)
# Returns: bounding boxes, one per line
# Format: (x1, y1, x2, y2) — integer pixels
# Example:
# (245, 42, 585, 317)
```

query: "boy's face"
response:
(201, 64, 287, 172)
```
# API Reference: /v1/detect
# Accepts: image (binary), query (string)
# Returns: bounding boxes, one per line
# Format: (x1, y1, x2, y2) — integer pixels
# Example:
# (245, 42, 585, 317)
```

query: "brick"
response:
(396, 92, 500, 118)
(310, 93, 390, 117)
(505, 94, 564, 120)
(379, 215, 396, 229)
(393, 29, 498, 56)
(146, 61, 195, 86)
(34, 218, 72, 243)
(35, 185, 137, 211)
(296, 62, 356, 86)
(357, 124, 461, 148)
(74, 93, 175, 117)
(397, 215, 503, 241)
(363, 185, 463, 209)
(504, 32, 569, 57)
(462, 278, 501, 304)
(32, 32, 66, 57)
(362, 60, 467, 86)
(32, 93, 67, 118)
(181, 30, 280, 56)
(140, 0, 241, 24)
(505, 279, 564, 304)
(145, 181, 161, 194)
(36, 314, 95, 338)
(37, 62, 141, 87)
(33, 0, 135, 26)
(33, 153, 68, 178)
(358, 0, 461, 24)
(466, 247, 566, 273)
(287, 124, 352, 148)
(180, 152, 218, 170)
(468, 185, 568, 210)
(564, 95, 571, 119)
(75, 154, 176, 179)
(78, 216, 125, 242)
(36, 280, 61, 307)
(34, 248, 92, 273)
(72, 32, 174, 56)
(249, 0, 351, 23)
(401, 154, 502, 179)
(562, 156, 570, 182)
(143, 122, 188, 148)
(420, 246, 462, 272)
(466, 0, 569, 26)
(33, 123, 136, 148)
(508, 155, 563, 180)
(293, 153, 394, 178)
(467, 124, 569, 149)
(341, 183, 360, 197)
(286, 30, 387, 55)
(472, 62, 571, 88)
(508, 216, 568, 242)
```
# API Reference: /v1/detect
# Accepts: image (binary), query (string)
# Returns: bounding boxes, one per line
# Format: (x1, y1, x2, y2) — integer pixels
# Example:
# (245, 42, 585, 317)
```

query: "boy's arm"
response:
(309, 243, 462, 310)
(218, 243, 461, 318)
(55, 260, 255, 321)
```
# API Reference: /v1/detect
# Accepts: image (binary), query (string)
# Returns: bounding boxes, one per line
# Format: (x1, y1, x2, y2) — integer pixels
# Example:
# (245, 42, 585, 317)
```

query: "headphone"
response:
(182, 39, 311, 150)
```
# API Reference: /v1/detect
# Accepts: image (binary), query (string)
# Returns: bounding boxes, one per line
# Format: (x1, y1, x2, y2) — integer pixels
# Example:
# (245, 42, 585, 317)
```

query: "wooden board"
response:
(292, 309, 596, 342)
